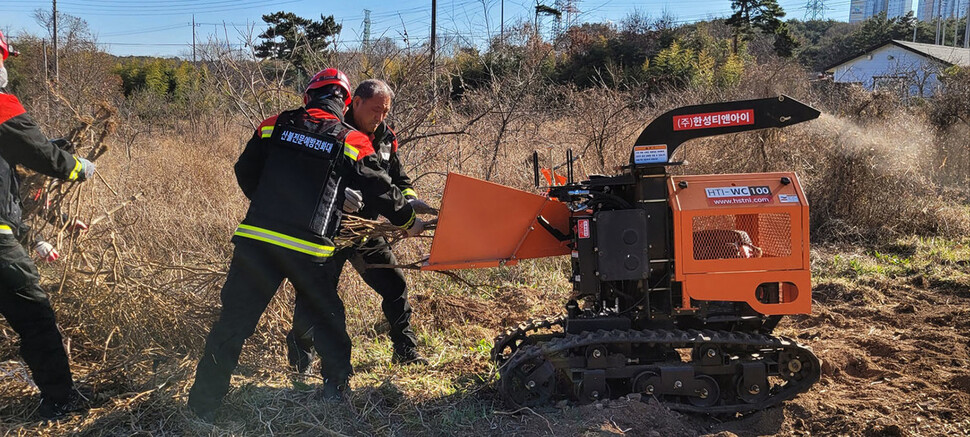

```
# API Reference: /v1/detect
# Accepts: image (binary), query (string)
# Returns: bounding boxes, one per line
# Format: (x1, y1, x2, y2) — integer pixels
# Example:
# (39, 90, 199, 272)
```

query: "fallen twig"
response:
(90, 192, 145, 227)
(495, 407, 554, 434)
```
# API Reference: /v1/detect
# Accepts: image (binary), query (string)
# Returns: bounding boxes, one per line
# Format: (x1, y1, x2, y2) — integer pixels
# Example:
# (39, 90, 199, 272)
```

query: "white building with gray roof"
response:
(824, 40, 970, 97)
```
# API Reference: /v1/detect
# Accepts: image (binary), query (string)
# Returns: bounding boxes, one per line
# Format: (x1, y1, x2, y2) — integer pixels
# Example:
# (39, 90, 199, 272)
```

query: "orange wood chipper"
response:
(423, 96, 821, 414)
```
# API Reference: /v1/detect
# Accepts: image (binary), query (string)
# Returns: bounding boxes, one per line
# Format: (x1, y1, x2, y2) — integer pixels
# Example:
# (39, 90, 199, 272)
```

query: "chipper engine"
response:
(422, 96, 822, 414)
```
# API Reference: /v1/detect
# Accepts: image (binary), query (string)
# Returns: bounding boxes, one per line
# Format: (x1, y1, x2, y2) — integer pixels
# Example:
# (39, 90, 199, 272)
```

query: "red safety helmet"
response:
(304, 68, 351, 106)
(0, 30, 18, 60)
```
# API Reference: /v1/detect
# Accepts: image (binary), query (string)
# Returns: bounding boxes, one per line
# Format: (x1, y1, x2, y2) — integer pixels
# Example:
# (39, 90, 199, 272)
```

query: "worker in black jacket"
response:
(188, 69, 426, 420)
(286, 79, 435, 371)
(0, 31, 96, 420)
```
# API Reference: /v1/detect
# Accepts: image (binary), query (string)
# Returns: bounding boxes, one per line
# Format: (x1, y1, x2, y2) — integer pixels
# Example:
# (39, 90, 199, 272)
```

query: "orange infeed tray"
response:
(422, 173, 571, 271)
(669, 172, 812, 315)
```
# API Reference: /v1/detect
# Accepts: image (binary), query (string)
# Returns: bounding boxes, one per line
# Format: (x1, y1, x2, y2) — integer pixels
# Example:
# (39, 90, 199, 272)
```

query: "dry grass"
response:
(0, 50, 968, 435)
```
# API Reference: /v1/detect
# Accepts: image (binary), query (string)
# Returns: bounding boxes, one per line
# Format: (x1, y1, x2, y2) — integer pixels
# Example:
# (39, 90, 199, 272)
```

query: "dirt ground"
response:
(491, 243, 970, 437)
(410, 242, 970, 437)
(1, 241, 968, 436)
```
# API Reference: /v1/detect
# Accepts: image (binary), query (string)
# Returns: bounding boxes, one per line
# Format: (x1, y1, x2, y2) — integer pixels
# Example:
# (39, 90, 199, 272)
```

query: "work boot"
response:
(187, 393, 218, 423)
(319, 378, 349, 402)
(189, 404, 216, 423)
(37, 388, 89, 421)
(392, 347, 429, 366)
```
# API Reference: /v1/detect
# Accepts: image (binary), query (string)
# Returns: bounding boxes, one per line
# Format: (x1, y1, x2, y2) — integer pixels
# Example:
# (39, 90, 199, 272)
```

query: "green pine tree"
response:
(254, 12, 342, 75)
(726, 0, 795, 56)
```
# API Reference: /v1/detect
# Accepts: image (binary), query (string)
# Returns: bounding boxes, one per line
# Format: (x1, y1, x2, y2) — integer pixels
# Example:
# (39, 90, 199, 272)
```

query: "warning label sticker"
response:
(633, 144, 668, 164)
(778, 194, 800, 203)
(577, 219, 590, 239)
(673, 109, 754, 131)
(705, 185, 772, 206)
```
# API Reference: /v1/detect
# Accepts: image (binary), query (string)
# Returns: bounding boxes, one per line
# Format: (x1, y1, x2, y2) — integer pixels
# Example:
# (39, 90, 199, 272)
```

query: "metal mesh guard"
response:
(692, 213, 792, 260)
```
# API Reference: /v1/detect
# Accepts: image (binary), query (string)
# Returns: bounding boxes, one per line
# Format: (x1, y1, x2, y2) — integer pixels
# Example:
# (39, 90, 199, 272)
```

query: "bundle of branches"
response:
(18, 85, 117, 256)
(334, 215, 436, 251)
(333, 215, 482, 286)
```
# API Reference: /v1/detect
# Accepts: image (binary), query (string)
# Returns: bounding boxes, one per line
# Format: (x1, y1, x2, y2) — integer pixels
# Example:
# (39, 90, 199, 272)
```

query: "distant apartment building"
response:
(850, 0, 867, 22)
(849, 0, 914, 23)
(917, 0, 934, 19)
(916, 0, 968, 20)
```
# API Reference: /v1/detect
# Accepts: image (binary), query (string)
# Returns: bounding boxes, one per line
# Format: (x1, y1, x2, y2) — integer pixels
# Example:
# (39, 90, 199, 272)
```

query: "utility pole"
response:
(192, 14, 197, 63)
(430, 0, 436, 101)
(52, 0, 58, 82)
(501, 0, 505, 41)
(362, 9, 371, 51)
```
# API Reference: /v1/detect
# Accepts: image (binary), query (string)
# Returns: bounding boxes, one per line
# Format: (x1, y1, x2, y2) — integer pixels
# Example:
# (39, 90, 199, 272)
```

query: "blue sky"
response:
(0, 0, 859, 58)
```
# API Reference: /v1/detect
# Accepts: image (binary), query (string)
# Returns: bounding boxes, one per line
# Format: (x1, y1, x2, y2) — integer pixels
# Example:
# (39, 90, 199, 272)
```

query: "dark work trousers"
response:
(188, 238, 351, 414)
(286, 237, 417, 372)
(0, 234, 73, 404)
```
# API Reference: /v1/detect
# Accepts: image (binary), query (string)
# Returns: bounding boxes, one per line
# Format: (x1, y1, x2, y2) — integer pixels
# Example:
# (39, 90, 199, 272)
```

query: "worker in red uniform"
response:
(0, 30, 96, 420)
(188, 68, 426, 421)
(286, 79, 435, 372)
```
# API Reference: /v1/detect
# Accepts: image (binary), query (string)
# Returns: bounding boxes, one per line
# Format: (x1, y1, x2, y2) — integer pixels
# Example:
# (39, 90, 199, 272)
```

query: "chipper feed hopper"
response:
(423, 96, 822, 414)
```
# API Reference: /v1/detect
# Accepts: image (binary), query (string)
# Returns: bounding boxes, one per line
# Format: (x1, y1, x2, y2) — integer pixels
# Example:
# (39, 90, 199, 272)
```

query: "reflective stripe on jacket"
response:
(233, 224, 335, 258)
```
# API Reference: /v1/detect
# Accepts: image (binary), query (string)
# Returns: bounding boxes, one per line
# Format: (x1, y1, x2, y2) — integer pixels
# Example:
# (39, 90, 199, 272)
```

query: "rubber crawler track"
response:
(497, 328, 821, 414)
(491, 315, 566, 366)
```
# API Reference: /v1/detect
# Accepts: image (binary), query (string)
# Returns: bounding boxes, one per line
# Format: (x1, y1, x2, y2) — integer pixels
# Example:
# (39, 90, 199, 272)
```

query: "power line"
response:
(56, 0, 264, 7)
(100, 23, 189, 37)
(40, 0, 304, 16)
(48, 0, 268, 5)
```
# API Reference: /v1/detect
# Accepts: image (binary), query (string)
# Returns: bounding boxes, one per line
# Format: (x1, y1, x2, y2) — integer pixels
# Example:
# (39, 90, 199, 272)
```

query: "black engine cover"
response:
(595, 209, 650, 281)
